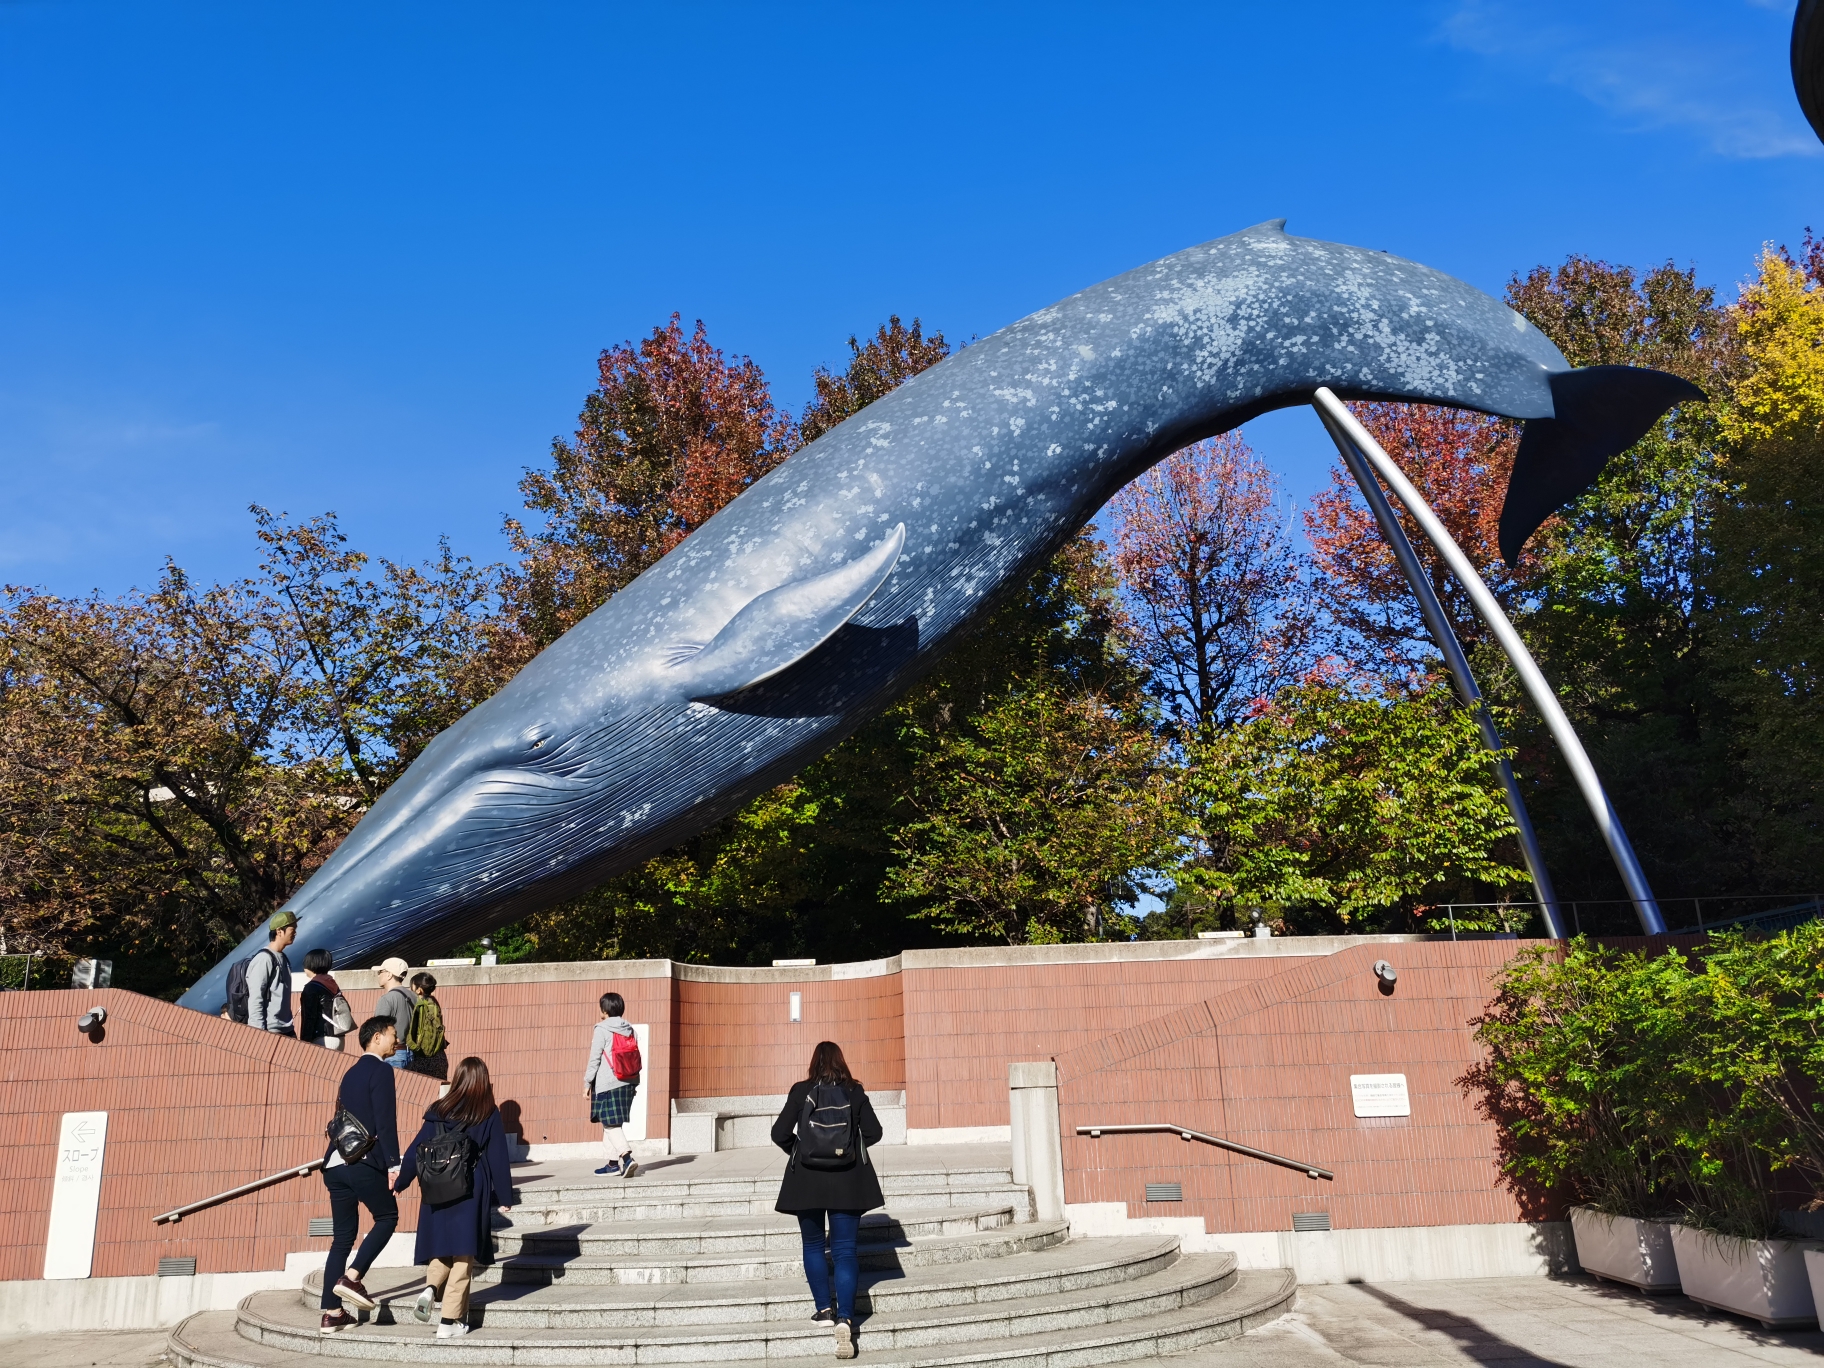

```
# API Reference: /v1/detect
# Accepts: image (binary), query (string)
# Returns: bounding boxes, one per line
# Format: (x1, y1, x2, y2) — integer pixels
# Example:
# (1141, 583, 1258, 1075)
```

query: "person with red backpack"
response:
(584, 991, 642, 1178)
(771, 1041, 884, 1361)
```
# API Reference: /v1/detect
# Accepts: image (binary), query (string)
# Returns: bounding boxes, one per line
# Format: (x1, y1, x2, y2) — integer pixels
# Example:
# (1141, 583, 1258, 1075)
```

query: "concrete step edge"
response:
(296, 1236, 1181, 1316)
(231, 1254, 1238, 1357)
(169, 1269, 1295, 1368)
(493, 1208, 1017, 1255)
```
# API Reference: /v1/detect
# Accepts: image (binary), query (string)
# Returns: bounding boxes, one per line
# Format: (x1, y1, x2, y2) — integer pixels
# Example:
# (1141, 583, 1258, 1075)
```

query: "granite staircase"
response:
(166, 1146, 1295, 1367)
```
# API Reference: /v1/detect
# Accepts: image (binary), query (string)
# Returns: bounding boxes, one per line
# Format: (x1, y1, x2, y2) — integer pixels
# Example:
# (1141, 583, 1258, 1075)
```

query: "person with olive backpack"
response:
(771, 1041, 884, 1361)
(393, 1056, 517, 1338)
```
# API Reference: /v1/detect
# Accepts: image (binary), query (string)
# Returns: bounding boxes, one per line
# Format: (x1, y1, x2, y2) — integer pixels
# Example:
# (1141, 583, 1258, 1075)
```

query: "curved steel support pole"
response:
(1311, 389, 1665, 935)
(1313, 406, 1566, 939)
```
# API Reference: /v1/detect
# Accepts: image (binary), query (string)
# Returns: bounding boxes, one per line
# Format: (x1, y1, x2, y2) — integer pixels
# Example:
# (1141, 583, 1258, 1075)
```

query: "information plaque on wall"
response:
(44, 1111, 108, 1279)
(1350, 1074, 1411, 1118)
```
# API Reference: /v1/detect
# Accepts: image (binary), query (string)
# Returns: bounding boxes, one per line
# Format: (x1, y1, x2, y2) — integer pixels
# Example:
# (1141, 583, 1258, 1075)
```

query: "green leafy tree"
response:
(0, 511, 498, 989)
(1500, 258, 1738, 914)
(886, 683, 1175, 944)
(1174, 676, 1528, 932)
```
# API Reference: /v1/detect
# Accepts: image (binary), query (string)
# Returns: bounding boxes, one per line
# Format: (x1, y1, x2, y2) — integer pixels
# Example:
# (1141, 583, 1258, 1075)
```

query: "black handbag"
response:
(327, 1106, 377, 1164)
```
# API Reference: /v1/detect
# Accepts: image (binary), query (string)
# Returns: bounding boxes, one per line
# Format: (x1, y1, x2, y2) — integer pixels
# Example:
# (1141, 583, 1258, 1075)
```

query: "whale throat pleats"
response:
(674, 523, 908, 701)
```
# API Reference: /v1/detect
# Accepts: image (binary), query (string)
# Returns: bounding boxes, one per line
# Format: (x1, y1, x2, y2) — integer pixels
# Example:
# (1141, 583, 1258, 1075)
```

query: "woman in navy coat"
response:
(394, 1055, 516, 1339)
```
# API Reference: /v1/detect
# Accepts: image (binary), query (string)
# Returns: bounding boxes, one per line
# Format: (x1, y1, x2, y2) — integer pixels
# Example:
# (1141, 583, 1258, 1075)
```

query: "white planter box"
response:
(1670, 1224, 1819, 1327)
(1568, 1207, 1680, 1292)
(1806, 1248, 1824, 1326)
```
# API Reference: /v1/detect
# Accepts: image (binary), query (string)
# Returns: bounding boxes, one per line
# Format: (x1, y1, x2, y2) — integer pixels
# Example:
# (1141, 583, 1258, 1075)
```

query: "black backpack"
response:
(795, 1082, 863, 1171)
(416, 1121, 476, 1206)
(224, 948, 275, 1025)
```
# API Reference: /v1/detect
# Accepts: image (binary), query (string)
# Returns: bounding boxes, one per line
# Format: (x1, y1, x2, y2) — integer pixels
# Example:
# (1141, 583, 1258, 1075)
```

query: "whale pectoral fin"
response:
(1498, 365, 1707, 567)
(674, 523, 907, 700)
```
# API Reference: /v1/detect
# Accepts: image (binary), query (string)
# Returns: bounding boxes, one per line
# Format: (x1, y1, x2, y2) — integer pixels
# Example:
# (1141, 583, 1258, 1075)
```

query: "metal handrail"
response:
(1077, 1123, 1334, 1181)
(153, 1157, 327, 1224)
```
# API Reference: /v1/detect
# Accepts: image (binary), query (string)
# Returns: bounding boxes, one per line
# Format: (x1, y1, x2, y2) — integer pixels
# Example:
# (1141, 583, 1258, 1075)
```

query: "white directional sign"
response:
(1350, 1074, 1411, 1118)
(44, 1111, 108, 1278)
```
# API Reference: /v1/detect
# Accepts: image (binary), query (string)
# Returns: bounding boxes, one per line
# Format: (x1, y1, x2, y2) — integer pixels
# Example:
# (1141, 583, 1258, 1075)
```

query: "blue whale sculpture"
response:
(179, 220, 1696, 1011)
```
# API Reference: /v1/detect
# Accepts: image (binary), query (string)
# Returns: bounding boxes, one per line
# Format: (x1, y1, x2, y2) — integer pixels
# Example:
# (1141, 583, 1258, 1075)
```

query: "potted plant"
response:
(1468, 925, 1824, 1317)
(1670, 1225, 1817, 1327)
(1569, 1206, 1680, 1292)
(1659, 928, 1824, 1326)
(1467, 940, 1689, 1292)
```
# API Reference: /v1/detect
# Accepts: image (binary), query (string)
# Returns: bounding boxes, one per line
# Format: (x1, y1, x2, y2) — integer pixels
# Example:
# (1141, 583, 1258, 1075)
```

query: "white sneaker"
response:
(413, 1289, 437, 1324)
(435, 1320, 471, 1338)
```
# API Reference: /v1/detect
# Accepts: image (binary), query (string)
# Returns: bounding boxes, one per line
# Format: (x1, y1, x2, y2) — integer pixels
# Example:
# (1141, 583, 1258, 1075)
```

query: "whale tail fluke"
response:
(675, 523, 908, 700)
(1499, 366, 1707, 567)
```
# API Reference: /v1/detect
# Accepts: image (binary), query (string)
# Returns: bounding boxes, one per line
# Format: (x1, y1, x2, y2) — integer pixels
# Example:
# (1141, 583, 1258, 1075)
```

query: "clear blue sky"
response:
(2, 1, 1817, 597)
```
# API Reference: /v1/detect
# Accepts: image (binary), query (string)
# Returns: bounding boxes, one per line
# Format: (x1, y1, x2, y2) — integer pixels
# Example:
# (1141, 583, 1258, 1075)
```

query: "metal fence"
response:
(0, 954, 42, 991)
(1427, 894, 1824, 939)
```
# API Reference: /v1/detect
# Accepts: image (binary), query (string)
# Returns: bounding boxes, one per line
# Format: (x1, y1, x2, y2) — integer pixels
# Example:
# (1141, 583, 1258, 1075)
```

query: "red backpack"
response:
(607, 1029, 642, 1082)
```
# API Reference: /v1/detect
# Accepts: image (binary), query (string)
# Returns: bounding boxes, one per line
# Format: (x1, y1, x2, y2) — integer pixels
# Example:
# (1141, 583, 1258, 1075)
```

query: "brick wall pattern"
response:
(1053, 942, 1538, 1234)
(0, 989, 440, 1282)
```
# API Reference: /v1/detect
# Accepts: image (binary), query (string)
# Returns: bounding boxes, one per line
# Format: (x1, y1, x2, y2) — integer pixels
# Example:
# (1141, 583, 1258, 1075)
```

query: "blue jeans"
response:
(385, 1048, 413, 1070)
(796, 1209, 863, 1322)
(321, 1160, 398, 1310)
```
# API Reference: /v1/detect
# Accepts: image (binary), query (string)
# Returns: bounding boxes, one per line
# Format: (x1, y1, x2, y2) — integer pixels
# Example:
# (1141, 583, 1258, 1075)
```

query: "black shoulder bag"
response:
(326, 1106, 376, 1164)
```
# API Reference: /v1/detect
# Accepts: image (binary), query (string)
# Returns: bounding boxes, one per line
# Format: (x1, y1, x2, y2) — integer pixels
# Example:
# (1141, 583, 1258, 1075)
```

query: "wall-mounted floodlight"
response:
(77, 1006, 107, 1036)
(1372, 961, 1398, 995)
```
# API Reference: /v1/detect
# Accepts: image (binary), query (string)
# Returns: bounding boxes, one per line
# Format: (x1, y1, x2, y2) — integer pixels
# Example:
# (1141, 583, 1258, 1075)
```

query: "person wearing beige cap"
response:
(372, 957, 418, 1070)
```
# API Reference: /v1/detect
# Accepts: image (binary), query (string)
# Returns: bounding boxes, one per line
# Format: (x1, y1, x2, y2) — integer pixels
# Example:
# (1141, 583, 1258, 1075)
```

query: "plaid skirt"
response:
(590, 1083, 637, 1127)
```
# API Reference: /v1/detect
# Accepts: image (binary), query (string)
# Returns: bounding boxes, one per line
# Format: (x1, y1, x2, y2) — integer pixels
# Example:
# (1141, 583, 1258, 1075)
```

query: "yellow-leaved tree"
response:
(1709, 247, 1824, 883)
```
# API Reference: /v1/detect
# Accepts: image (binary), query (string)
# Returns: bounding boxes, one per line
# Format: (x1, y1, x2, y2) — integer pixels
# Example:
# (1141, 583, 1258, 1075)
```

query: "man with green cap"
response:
(246, 910, 300, 1036)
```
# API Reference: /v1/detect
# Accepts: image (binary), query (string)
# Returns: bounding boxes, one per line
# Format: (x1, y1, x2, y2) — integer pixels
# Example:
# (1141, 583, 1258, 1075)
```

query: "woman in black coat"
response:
(394, 1056, 516, 1340)
(772, 1041, 884, 1360)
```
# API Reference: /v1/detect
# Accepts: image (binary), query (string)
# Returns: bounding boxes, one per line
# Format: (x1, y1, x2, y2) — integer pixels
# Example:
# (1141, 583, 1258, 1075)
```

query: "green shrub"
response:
(1464, 924, 1824, 1238)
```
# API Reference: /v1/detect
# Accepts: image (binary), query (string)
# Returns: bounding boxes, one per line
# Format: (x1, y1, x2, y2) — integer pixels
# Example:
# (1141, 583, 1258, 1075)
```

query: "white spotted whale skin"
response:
(182, 219, 1620, 1009)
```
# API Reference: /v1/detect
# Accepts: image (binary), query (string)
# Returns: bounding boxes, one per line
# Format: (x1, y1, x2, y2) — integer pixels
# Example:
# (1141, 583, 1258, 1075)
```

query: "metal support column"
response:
(1313, 405, 1566, 939)
(1311, 388, 1665, 935)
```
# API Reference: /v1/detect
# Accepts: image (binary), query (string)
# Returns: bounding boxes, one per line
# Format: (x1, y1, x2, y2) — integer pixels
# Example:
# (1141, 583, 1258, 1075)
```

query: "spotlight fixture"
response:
(77, 1006, 108, 1034)
(1372, 960, 1398, 993)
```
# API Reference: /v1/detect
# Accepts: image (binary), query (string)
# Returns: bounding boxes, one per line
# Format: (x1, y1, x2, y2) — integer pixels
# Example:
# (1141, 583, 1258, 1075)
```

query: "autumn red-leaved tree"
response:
(1304, 404, 1524, 676)
(505, 315, 797, 648)
(1108, 433, 1308, 737)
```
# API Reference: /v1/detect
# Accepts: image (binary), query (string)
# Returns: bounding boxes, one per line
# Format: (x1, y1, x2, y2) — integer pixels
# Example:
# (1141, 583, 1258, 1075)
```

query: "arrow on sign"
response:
(70, 1121, 94, 1144)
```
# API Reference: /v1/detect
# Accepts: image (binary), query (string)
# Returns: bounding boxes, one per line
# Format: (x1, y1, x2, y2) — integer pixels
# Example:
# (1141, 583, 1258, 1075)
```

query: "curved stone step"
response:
(491, 1205, 1015, 1261)
(310, 1219, 1069, 1289)
(521, 1162, 1017, 1208)
(513, 1180, 1034, 1226)
(168, 1267, 1296, 1368)
(299, 1235, 1177, 1323)
(225, 1251, 1238, 1362)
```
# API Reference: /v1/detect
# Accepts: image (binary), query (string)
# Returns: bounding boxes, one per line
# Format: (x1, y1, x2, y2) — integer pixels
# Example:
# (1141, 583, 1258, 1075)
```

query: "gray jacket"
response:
(244, 946, 293, 1034)
(585, 1017, 638, 1092)
(376, 986, 417, 1048)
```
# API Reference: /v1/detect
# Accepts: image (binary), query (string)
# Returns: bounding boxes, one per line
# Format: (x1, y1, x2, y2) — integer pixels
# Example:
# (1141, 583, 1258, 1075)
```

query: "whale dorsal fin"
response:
(674, 524, 906, 701)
